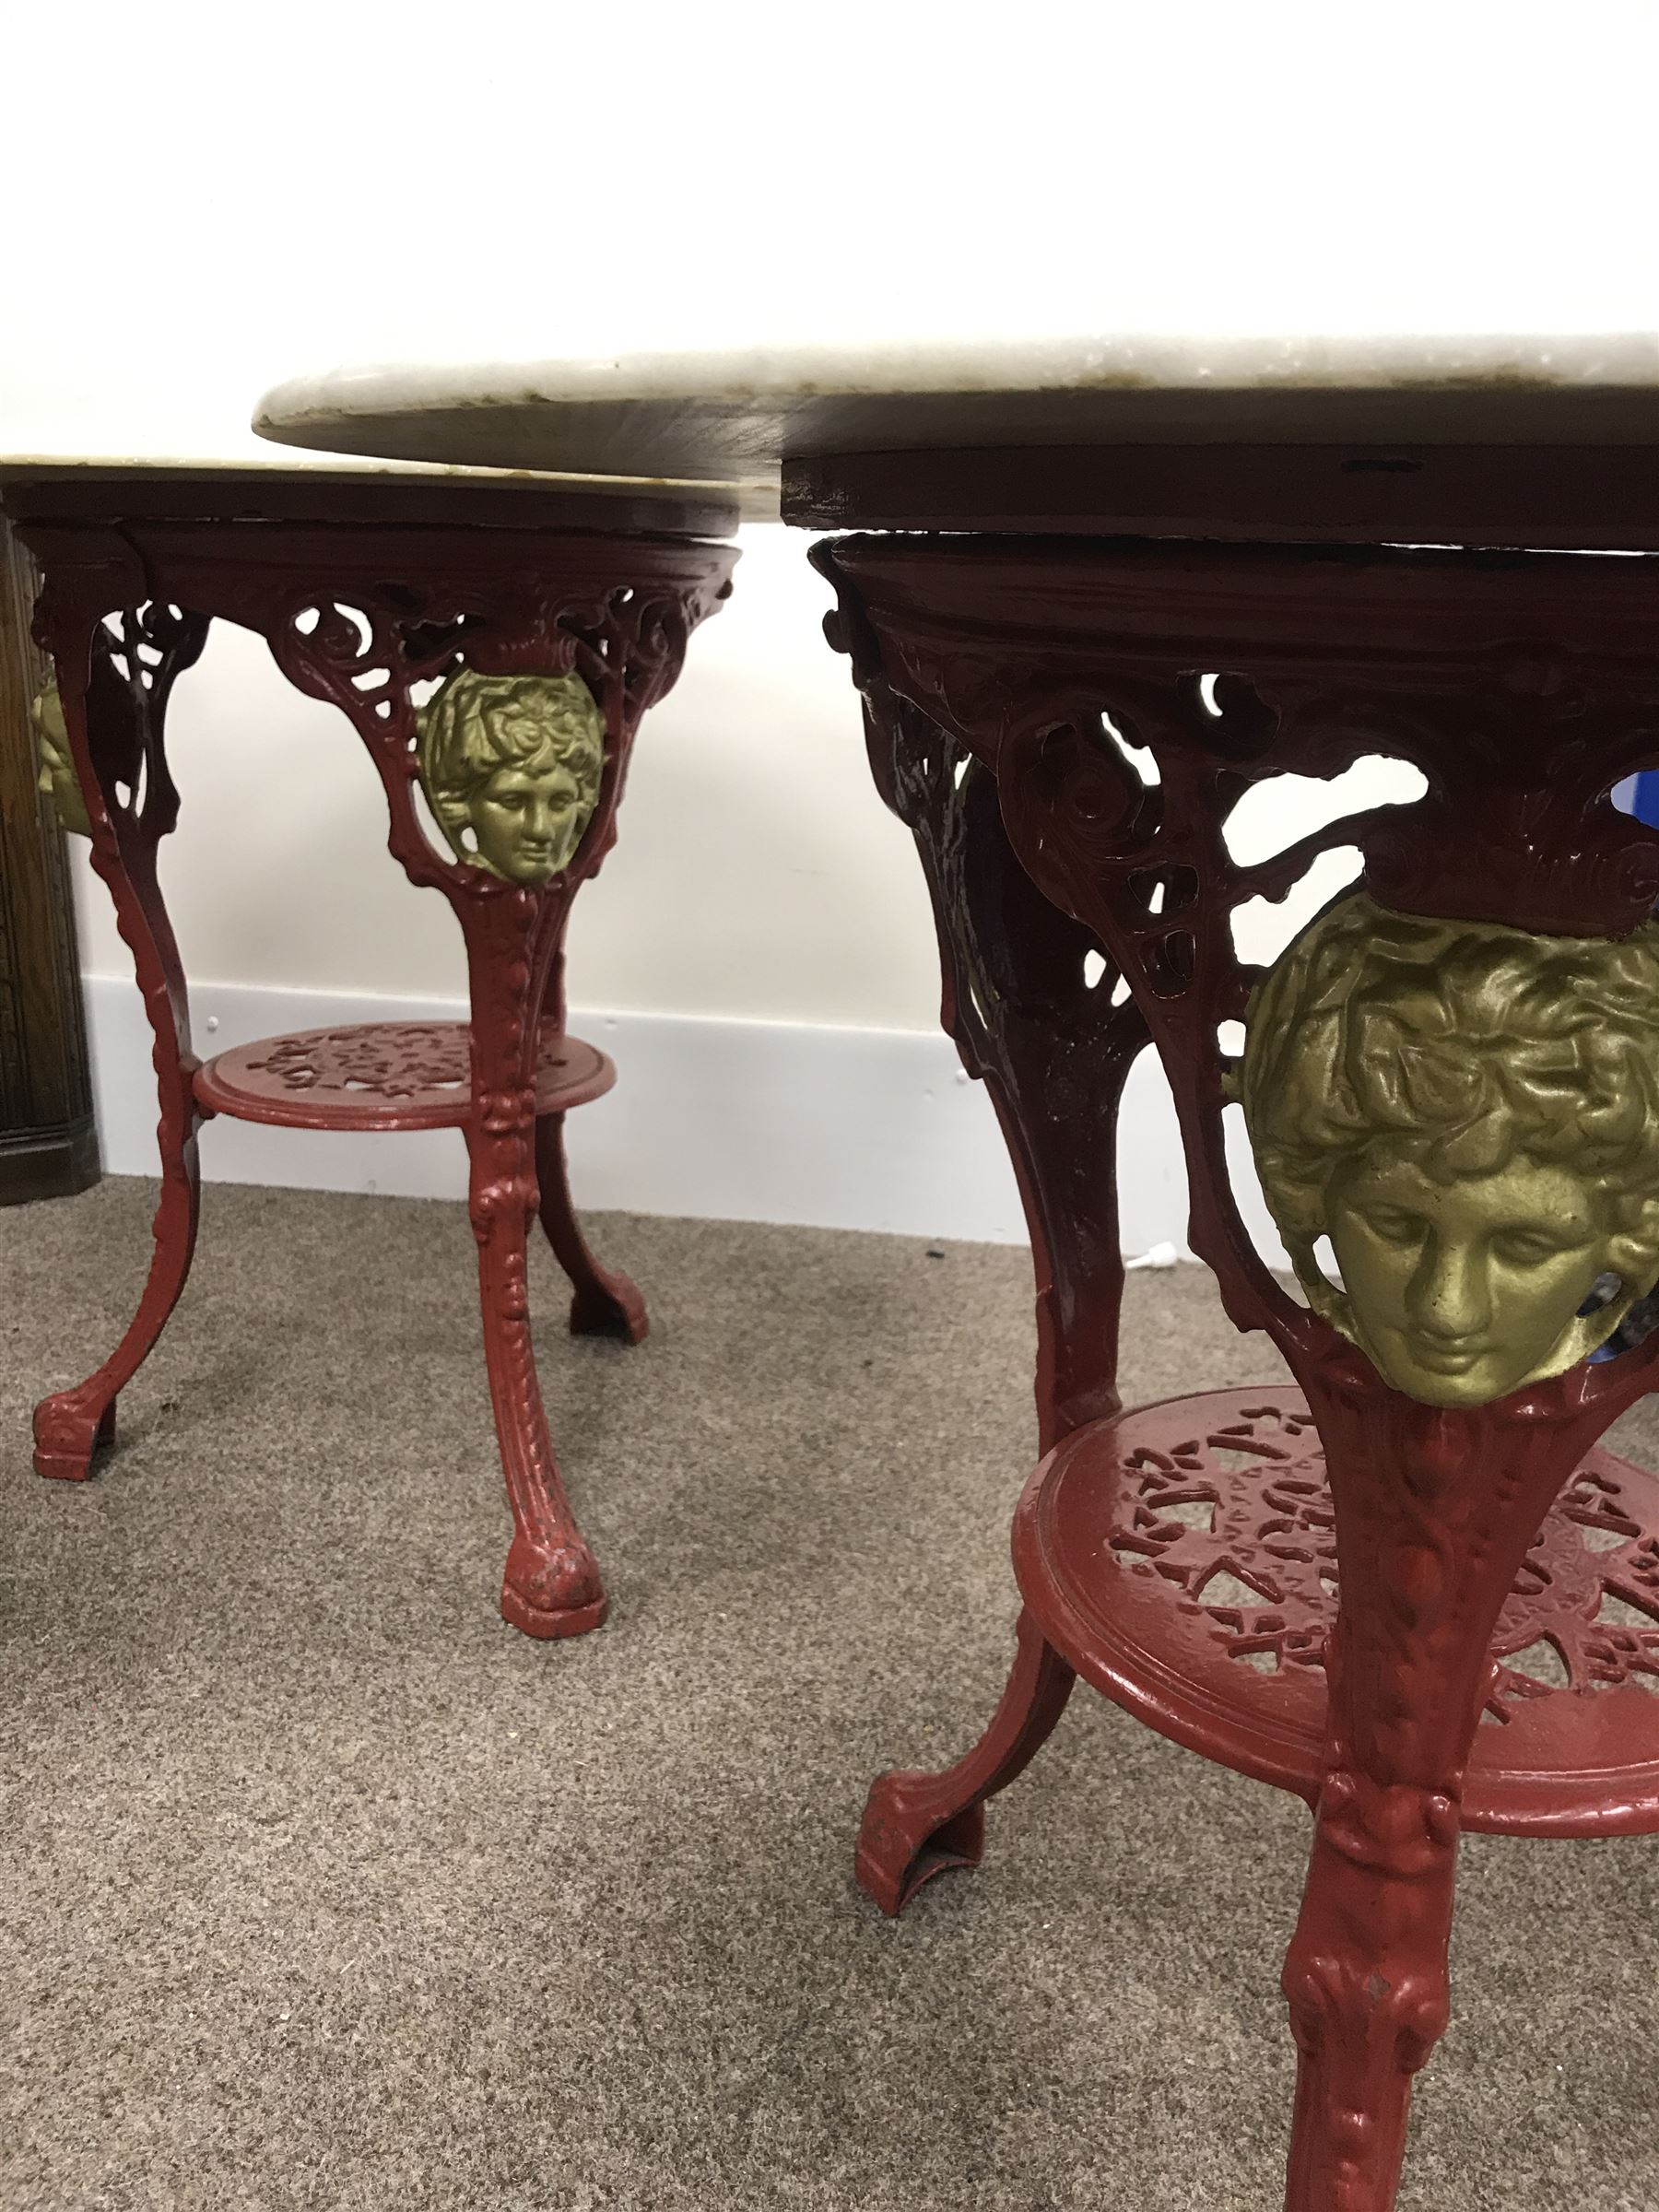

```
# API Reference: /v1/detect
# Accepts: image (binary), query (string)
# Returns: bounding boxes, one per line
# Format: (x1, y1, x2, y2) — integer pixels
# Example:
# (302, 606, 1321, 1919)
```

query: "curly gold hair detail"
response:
(416, 667, 606, 885)
(1240, 890, 1659, 1397)
(31, 680, 92, 839)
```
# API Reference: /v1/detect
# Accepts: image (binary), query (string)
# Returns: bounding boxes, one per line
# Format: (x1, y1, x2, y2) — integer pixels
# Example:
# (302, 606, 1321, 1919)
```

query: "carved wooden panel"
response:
(0, 512, 96, 1203)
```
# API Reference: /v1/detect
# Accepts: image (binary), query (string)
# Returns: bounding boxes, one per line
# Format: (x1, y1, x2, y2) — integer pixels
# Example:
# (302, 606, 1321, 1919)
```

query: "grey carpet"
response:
(2, 1178, 1657, 2212)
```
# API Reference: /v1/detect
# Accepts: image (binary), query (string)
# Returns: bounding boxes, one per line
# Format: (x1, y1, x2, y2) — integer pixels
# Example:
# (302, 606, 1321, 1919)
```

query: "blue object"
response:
(1625, 771, 1659, 828)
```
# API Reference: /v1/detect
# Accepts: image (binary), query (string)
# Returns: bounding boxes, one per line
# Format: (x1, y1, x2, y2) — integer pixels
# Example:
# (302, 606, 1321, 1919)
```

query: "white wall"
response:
(8, 0, 1657, 1244)
(8, 2, 1655, 458)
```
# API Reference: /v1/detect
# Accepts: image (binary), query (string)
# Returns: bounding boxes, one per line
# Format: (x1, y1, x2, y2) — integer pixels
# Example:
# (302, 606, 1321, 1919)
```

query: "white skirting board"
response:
(80, 974, 1289, 1264)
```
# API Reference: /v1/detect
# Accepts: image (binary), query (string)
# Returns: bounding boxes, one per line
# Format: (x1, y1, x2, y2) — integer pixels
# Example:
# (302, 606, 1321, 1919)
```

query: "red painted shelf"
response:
(194, 1020, 615, 1133)
(1014, 1388, 1659, 1839)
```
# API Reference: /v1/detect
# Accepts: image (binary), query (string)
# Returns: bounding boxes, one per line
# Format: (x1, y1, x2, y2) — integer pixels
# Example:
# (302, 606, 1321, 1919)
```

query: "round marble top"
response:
(256, 335, 1659, 500)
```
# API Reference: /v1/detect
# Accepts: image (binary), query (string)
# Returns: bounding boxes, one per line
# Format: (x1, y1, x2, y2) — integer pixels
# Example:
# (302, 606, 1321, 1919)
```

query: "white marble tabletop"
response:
(255, 335, 1659, 508)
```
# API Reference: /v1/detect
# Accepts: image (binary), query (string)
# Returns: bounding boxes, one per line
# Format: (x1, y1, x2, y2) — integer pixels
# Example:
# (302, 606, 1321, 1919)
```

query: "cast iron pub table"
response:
(259, 338, 1659, 2211)
(3, 457, 747, 1640)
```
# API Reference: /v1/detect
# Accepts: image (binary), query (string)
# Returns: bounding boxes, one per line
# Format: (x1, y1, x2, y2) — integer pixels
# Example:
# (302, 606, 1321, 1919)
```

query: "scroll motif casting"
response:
(1241, 891, 1659, 1407)
(860, 680, 1147, 1448)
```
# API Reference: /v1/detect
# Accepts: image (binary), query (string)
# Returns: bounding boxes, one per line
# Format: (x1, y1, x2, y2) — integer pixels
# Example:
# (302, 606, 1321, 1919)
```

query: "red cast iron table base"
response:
(810, 513, 1659, 2212)
(860, 1386, 1659, 1915)
(6, 465, 736, 1639)
(32, 1009, 639, 1638)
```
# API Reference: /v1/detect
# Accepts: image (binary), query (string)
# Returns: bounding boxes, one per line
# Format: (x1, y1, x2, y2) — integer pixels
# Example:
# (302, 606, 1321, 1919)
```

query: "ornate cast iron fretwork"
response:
(20, 495, 735, 1641)
(1016, 1384, 1659, 1816)
(815, 531, 1659, 2212)
(852, 668, 1148, 1450)
(193, 1021, 613, 1134)
(255, 1020, 508, 1102)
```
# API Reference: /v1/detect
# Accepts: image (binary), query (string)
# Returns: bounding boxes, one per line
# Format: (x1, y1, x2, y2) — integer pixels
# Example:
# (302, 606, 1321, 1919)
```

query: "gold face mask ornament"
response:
(30, 681, 91, 838)
(416, 667, 606, 888)
(1239, 891, 1659, 1408)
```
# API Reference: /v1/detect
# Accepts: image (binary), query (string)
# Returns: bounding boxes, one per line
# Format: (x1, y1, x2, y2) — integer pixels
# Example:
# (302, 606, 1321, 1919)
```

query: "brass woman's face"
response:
(31, 685, 92, 839)
(1327, 1149, 1613, 1407)
(466, 751, 592, 885)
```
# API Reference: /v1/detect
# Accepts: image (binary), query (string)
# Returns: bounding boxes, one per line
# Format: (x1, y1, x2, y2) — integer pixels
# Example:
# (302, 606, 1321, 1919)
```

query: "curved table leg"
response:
(535, 1109, 647, 1343)
(474, 1195, 608, 1639)
(845, 696, 1120, 1915)
(464, 902, 607, 1640)
(33, 1122, 200, 1481)
(33, 611, 206, 1481)
(1277, 1386, 1598, 2212)
(856, 1607, 1076, 1914)
(470, 1116, 609, 1639)
(854, 682, 1146, 1454)
(1281, 1771, 1458, 2212)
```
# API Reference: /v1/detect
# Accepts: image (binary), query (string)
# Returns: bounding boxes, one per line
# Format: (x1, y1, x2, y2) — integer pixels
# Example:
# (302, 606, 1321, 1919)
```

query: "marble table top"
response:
(256, 335, 1659, 512)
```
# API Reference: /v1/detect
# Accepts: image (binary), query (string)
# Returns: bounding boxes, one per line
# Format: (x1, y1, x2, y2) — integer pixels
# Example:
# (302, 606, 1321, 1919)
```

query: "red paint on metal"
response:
(818, 526, 1659, 2211)
(1012, 1387, 1659, 1835)
(16, 484, 735, 1636)
(194, 1022, 614, 1131)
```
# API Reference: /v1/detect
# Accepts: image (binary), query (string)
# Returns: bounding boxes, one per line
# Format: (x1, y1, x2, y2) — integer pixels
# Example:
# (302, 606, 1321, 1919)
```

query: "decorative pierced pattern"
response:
(1109, 1402, 1335, 1677)
(252, 1022, 488, 1100)
(1497, 1465, 1659, 1701)
(818, 532, 1659, 2204)
(194, 1021, 612, 1133)
(1107, 1396, 1659, 1709)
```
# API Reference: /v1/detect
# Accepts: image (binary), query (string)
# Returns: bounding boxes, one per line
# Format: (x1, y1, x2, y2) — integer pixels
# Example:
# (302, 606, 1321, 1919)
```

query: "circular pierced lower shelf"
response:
(1013, 1386, 1659, 1838)
(193, 1021, 615, 1132)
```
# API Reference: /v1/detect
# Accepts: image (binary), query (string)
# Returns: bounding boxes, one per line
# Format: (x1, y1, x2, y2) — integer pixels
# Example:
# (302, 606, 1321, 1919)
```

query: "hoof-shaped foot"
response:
(568, 1274, 648, 1346)
(500, 1532, 609, 1640)
(32, 1394, 116, 1482)
(856, 1770, 988, 1916)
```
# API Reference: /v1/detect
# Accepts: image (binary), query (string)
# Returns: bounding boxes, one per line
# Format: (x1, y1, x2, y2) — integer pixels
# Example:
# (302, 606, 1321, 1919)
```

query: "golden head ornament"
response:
(1239, 891, 1659, 1407)
(31, 681, 91, 838)
(416, 667, 605, 886)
